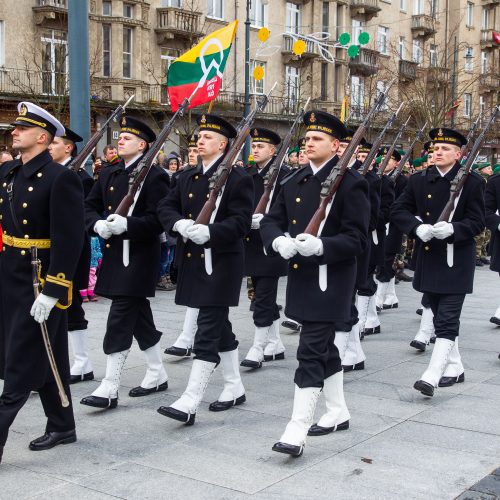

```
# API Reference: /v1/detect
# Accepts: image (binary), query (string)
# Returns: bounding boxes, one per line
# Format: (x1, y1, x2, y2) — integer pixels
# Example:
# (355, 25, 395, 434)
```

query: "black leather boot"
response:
(29, 430, 77, 451)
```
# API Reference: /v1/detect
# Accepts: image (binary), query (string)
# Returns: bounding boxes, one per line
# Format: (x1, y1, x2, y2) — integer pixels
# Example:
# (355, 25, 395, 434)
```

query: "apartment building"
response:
(0, 0, 498, 160)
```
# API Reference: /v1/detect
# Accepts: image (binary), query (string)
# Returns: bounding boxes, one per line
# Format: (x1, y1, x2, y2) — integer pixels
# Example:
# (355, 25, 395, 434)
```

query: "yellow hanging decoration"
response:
(253, 65, 265, 81)
(258, 27, 270, 42)
(293, 39, 306, 56)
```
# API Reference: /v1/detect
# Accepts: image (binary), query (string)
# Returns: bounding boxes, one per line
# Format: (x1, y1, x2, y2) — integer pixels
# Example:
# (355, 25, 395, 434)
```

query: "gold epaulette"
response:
(2, 234, 51, 249)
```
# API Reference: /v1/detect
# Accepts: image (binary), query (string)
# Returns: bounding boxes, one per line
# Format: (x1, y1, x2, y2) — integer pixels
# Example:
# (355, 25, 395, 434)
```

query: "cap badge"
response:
(438, 128, 443, 137)
(200, 115, 207, 124)
(121, 117, 127, 126)
(19, 104, 28, 116)
(253, 128, 259, 136)
(309, 113, 316, 123)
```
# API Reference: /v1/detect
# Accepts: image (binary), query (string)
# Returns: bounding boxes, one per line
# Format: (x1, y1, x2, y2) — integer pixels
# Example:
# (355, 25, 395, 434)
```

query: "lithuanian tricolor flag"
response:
(167, 20, 238, 111)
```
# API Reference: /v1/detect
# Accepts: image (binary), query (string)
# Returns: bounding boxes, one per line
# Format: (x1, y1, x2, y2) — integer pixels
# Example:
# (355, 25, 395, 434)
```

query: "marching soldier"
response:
(485, 166, 500, 327)
(287, 145, 300, 169)
(48, 128, 95, 384)
(156, 114, 253, 425)
(297, 137, 308, 167)
(337, 140, 381, 372)
(0, 102, 84, 462)
(81, 117, 170, 410)
(391, 128, 485, 396)
(261, 111, 370, 456)
(376, 149, 407, 309)
(241, 128, 288, 368)
(186, 133, 199, 167)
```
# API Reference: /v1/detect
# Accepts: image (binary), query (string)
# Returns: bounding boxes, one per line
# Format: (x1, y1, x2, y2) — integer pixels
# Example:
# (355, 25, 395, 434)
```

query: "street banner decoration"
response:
(340, 95, 349, 123)
(493, 31, 500, 45)
(445, 99, 462, 119)
(167, 20, 238, 111)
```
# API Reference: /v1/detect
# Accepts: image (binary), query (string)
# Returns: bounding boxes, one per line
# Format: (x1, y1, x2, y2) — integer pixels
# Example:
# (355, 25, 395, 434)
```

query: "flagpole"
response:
(243, 0, 252, 166)
(450, 36, 458, 128)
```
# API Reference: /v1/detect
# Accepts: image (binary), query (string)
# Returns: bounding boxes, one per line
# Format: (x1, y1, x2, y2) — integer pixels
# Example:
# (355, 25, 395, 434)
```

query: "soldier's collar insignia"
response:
(20, 104, 28, 116)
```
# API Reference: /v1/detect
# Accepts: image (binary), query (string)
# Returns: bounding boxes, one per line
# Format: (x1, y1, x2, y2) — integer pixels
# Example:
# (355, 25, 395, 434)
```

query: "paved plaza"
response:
(0, 267, 499, 500)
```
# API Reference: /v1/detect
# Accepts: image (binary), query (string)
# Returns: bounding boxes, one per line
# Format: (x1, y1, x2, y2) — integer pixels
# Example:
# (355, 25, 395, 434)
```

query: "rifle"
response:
(114, 97, 191, 217)
(459, 113, 481, 161)
(303, 80, 395, 237)
(393, 121, 428, 181)
(254, 97, 311, 215)
(67, 95, 134, 173)
(30, 247, 70, 408)
(377, 115, 411, 177)
(361, 103, 404, 176)
(437, 105, 499, 223)
(195, 82, 277, 225)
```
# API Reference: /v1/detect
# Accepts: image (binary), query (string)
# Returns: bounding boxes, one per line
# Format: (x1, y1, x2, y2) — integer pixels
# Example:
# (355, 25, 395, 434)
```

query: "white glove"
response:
(186, 224, 210, 245)
(295, 233, 324, 256)
(173, 219, 195, 238)
(498, 223, 500, 231)
(251, 213, 264, 230)
(432, 221, 454, 240)
(415, 224, 434, 242)
(106, 214, 128, 235)
(94, 219, 112, 240)
(272, 235, 297, 260)
(30, 294, 58, 324)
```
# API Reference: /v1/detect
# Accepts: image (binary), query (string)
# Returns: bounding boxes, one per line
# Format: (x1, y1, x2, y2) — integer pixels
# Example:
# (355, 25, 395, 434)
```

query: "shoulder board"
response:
(280, 168, 305, 186)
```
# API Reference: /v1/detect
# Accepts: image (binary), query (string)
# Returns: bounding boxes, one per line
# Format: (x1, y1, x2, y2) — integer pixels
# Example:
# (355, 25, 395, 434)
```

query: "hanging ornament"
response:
(358, 32, 370, 45)
(339, 32, 351, 46)
(253, 65, 265, 81)
(348, 45, 360, 58)
(293, 39, 306, 56)
(258, 27, 270, 42)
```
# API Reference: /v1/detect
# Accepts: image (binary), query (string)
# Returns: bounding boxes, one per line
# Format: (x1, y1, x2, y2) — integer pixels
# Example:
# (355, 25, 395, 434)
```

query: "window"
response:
(284, 65, 300, 111)
(123, 27, 133, 78)
(399, 0, 406, 11)
(161, 47, 179, 78)
(413, 0, 423, 15)
(378, 26, 389, 55)
(322, 2, 329, 32)
(352, 19, 363, 42)
(320, 63, 328, 100)
(102, 0, 111, 16)
(398, 36, 405, 59)
(412, 39, 423, 64)
(250, 60, 266, 94)
(466, 2, 474, 27)
(482, 7, 489, 29)
(463, 93, 472, 117)
(41, 29, 67, 95)
(161, 0, 181, 6)
(377, 81, 388, 110)
(479, 95, 485, 115)
(0, 21, 4, 67)
(250, 0, 267, 28)
(103, 24, 111, 77)
(429, 44, 438, 66)
(286, 3, 301, 34)
(123, 3, 133, 18)
(430, 0, 438, 18)
(464, 47, 474, 71)
(207, 0, 223, 20)
(336, 4, 344, 39)
(351, 76, 365, 117)
(480, 50, 488, 73)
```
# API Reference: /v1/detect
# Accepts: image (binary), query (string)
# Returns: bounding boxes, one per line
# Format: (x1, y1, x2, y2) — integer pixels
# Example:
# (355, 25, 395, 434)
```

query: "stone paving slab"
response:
(0, 267, 499, 499)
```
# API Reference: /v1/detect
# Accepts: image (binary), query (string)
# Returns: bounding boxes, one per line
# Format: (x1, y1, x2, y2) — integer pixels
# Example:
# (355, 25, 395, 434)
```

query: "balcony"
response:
(281, 34, 319, 60)
(481, 0, 499, 5)
(399, 59, 418, 81)
(32, 0, 67, 26)
(411, 14, 436, 38)
(426, 66, 449, 85)
(480, 73, 500, 92)
(155, 7, 204, 44)
(0, 67, 67, 97)
(348, 48, 379, 77)
(481, 29, 498, 49)
(310, 100, 342, 116)
(349, 0, 381, 20)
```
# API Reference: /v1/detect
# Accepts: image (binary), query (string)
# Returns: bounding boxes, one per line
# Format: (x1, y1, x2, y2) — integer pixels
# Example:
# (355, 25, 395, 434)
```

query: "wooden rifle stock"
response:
(114, 97, 191, 217)
(377, 115, 411, 177)
(194, 83, 277, 224)
(361, 103, 404, 176)
(254, 97, 310, 215)
(393, 121, 428, 181)
(68, 95, 134, 173)
(437, 105, 499, 223)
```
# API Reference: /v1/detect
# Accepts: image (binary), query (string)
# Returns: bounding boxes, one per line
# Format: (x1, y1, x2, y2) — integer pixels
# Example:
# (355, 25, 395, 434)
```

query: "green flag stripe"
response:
(167, 47, 232, 88)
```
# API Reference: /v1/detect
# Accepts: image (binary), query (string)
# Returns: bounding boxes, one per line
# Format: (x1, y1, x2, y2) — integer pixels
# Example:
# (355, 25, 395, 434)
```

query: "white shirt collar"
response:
(202, 153, 223, 174)
(60, 156, 72, 167)
(125, 153, 142, 169)
(309, 156, 335, 175)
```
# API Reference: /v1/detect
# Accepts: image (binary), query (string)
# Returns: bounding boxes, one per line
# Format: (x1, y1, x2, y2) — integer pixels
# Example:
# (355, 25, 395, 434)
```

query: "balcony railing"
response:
(480, 29, 498, 48)
(155, 7, 203, 43)
(411, 14, 436, 37)
(399, 59, 418, 81)
(426, 66, 449, 84)
(480, 73, 500, 90)
(348, 48, 379, 77)
(216, 91, 307, 116)
(349, 0, 381, 18)
(33, 0, 67, 25)
(37, 0, 67, 7)
(0, 67, 67, 96)
(282, 34, 318, 58)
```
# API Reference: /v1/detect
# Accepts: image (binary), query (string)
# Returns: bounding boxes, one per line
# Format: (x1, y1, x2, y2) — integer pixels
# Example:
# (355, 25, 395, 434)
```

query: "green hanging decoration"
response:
(348, 45, 360, 58)
(339, 32, 350, 46)
(358, 32, 370, 45)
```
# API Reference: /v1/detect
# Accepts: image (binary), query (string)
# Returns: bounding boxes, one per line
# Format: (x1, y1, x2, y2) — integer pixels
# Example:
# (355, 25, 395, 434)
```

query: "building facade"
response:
(0, 0, 498, 160)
